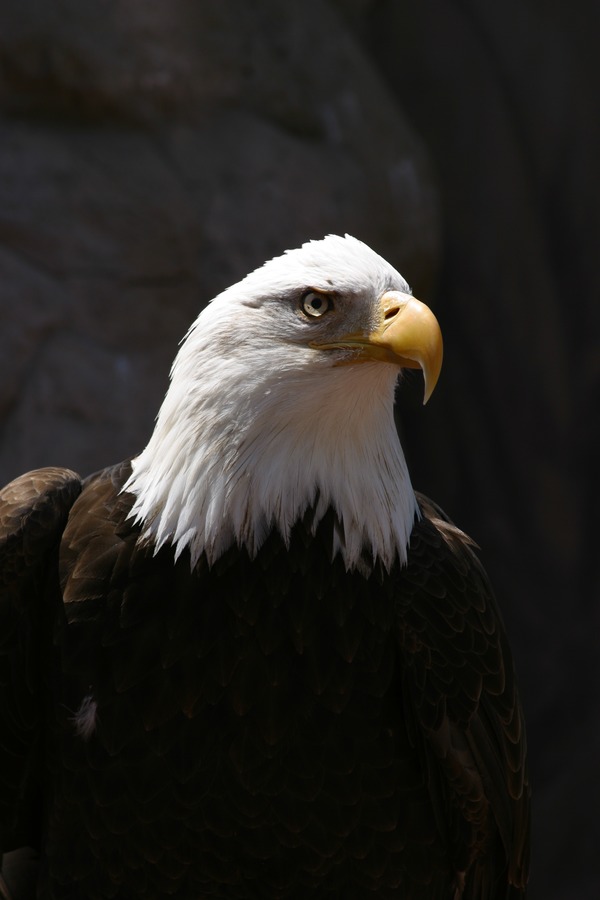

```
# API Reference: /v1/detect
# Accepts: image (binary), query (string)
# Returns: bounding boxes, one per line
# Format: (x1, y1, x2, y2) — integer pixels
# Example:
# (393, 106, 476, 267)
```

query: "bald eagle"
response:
(0, 235, 529, 898)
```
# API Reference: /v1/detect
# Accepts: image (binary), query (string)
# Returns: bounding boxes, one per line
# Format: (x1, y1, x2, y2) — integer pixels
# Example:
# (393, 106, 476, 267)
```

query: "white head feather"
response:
(124, 234, 419, 575)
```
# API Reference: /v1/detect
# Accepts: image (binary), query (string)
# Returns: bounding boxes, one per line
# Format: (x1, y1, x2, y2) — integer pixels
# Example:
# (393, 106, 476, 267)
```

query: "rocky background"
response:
(0, 1, 598, 897)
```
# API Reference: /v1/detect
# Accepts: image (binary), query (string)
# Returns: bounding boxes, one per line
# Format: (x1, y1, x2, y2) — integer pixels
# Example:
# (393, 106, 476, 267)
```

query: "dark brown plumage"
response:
(0, 462, 529, 898)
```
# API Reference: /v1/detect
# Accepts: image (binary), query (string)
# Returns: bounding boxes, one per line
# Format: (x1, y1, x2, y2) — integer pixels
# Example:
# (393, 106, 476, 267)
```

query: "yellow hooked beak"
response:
(312, 291, 443, 404)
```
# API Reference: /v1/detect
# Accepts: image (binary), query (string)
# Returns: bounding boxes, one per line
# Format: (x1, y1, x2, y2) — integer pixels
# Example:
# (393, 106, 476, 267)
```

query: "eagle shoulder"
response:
(398, 493, 530, 896)
(0, 467, 82, 851)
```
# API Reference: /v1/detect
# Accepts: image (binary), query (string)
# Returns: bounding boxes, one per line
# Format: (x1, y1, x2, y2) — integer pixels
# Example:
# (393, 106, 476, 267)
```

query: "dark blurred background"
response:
(0, 2, 598, 897)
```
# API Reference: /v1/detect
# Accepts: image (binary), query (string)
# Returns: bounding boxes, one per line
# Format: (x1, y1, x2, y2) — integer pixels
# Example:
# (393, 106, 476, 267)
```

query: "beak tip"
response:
(422, 359, 442, 405)
(422, 383, 434, 406)
(419, 342, 443, 405)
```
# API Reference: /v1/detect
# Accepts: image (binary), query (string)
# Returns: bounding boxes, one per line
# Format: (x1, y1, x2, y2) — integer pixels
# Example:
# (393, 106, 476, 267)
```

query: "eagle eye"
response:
(301, 291, 333, 318)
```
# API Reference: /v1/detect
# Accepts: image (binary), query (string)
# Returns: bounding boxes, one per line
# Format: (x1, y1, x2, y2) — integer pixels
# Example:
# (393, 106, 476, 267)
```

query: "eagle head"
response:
(125, 235, 443, 575)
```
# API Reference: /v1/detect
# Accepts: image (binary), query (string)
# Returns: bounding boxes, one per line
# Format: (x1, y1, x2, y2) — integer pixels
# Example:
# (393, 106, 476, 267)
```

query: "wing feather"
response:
(397, 493, 530, 896)
(0, 467, 81, 851)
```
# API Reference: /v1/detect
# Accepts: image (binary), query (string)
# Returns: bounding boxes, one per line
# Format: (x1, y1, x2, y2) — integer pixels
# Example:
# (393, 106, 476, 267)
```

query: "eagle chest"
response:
(52, 532, 418, 894)
(63, 530, 402, 768)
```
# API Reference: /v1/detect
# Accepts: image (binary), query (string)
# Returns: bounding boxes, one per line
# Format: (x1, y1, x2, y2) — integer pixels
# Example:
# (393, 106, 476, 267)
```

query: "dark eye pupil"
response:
(311, 297, 323, 310)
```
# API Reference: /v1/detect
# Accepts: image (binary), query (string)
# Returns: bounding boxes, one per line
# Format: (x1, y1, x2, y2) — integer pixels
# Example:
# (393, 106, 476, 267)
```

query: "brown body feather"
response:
(0, 463, 529, 898)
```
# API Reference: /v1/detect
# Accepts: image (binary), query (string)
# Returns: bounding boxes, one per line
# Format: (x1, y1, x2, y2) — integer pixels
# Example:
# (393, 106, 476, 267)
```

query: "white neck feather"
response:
(125, 358, 416, 577)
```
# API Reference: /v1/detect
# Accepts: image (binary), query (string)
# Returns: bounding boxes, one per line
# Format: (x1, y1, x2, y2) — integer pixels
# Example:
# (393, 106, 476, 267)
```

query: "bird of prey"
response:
(0, 235, 529, 898)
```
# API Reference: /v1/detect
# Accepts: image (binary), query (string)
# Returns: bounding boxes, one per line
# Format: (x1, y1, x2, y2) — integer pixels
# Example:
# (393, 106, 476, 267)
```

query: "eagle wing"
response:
(0, 467, 82, 852)
(397, 494, 530, 897)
